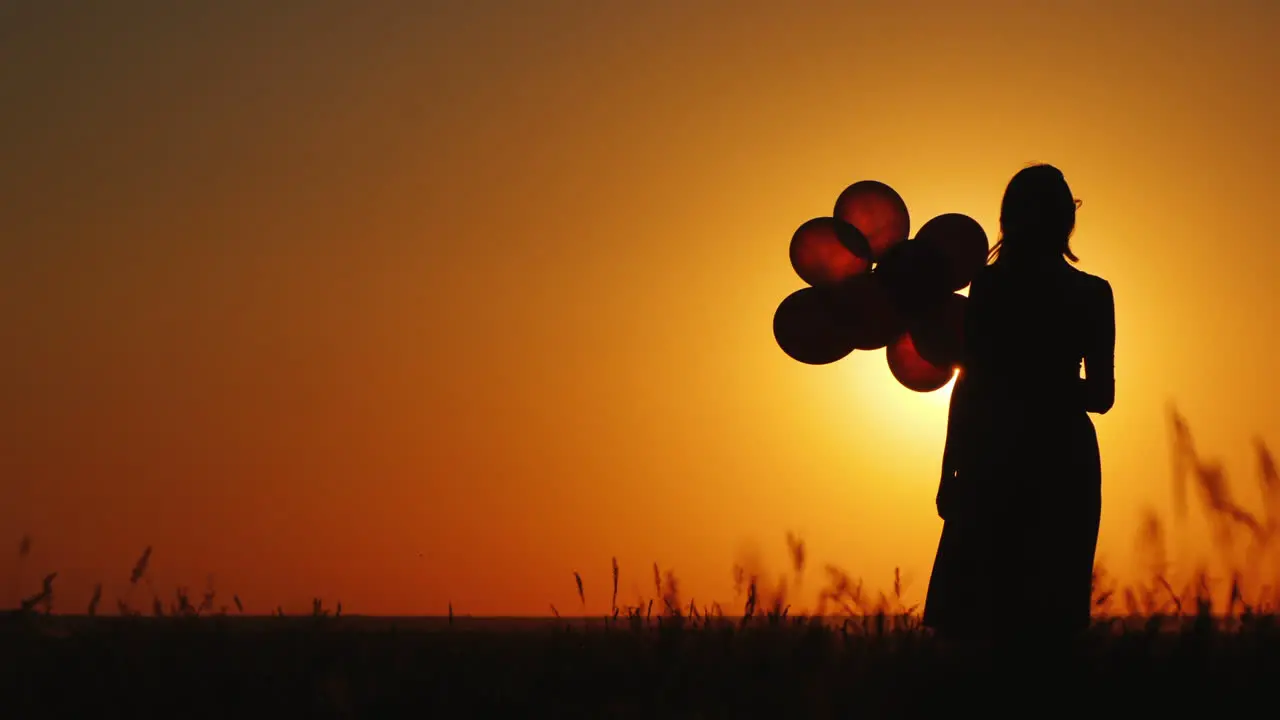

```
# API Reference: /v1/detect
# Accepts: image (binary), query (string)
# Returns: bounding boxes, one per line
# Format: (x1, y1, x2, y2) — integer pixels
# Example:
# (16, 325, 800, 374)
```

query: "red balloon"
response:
(871, 239, 952, 319)
(909, 293, 967, 369)
(887, 332, 954, 393)
(914, 213, 990, 292)
(773, 287, 857, 365)
(833, 181, 910, 261)
(827, 274, 906, 350)
(789, 217, 872, 287)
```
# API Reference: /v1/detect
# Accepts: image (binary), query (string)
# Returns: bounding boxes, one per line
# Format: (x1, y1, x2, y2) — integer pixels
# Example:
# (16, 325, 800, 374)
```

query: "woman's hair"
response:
(988, 163, 1082, 264)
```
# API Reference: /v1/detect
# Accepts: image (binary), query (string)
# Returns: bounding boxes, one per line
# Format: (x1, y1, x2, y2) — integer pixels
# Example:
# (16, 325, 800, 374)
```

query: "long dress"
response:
(922, 257, 1115, 642)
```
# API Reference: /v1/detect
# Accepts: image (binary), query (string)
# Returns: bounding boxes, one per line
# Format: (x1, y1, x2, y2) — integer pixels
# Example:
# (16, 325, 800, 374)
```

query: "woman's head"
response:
(990, 164, 1081, 264)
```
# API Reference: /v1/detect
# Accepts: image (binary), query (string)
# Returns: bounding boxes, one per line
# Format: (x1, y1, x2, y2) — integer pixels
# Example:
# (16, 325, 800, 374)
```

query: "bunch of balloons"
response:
(772, 180, 989, 392)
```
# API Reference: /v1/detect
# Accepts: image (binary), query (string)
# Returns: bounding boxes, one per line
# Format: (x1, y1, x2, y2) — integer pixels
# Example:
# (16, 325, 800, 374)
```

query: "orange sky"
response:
(4, 0, 1280, 615)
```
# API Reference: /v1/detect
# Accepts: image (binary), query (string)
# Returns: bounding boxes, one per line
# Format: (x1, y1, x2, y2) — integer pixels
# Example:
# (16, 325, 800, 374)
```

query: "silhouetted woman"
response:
(922, 164, 1115, 654)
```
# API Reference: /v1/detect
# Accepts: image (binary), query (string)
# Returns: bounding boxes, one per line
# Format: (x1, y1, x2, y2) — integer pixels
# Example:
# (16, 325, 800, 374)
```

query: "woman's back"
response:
(962, 259, 1114, 419)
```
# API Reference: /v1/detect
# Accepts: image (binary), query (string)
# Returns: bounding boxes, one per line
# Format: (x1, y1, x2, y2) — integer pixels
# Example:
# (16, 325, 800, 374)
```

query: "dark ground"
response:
(3, 612, 1277, 718)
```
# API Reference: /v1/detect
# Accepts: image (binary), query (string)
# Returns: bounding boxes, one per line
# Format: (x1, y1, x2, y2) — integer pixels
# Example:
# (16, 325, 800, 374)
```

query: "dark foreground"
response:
(3, 612, 1278, 718)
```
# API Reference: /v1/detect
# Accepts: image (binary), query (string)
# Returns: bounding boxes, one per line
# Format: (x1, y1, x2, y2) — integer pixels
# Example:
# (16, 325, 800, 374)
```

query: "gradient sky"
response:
(4, 0, 1280, 615)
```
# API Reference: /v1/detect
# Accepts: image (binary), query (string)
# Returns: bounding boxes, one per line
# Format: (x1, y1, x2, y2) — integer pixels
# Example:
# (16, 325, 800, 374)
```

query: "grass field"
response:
(6, 412, 1279, 717)
(5, 538, 1279, 718)
(4, 570, 1280, 718)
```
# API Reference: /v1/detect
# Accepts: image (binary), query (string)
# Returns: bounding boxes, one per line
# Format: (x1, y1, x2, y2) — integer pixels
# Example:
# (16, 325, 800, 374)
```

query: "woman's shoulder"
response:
(1065, 265, 1112, 292)
(972, 261, 1111, 295)
(971, 262, 1001, 285)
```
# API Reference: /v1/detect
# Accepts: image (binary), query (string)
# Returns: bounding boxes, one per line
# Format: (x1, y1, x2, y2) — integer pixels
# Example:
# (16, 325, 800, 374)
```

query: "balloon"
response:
(909, 293, 967, 369)
(827, 274, 906, 350)
(914, 213, 990, 292)
(789, 217, 872, 287)
(833, 180, 910, 261)
(872, 239, 952, 318)
(887, 332, 954, 392)
(773, 287, 858, 365)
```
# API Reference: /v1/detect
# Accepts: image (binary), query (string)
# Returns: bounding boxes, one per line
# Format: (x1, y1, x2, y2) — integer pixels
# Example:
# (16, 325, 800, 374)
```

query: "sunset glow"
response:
(4, 0, 1280, 617)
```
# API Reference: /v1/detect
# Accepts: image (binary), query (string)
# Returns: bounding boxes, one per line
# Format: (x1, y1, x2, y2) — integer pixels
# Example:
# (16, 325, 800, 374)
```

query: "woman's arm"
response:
(936, 371, 970, 519)
(1080, 279, 1115, 414)
(938, 271, 988, 519)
